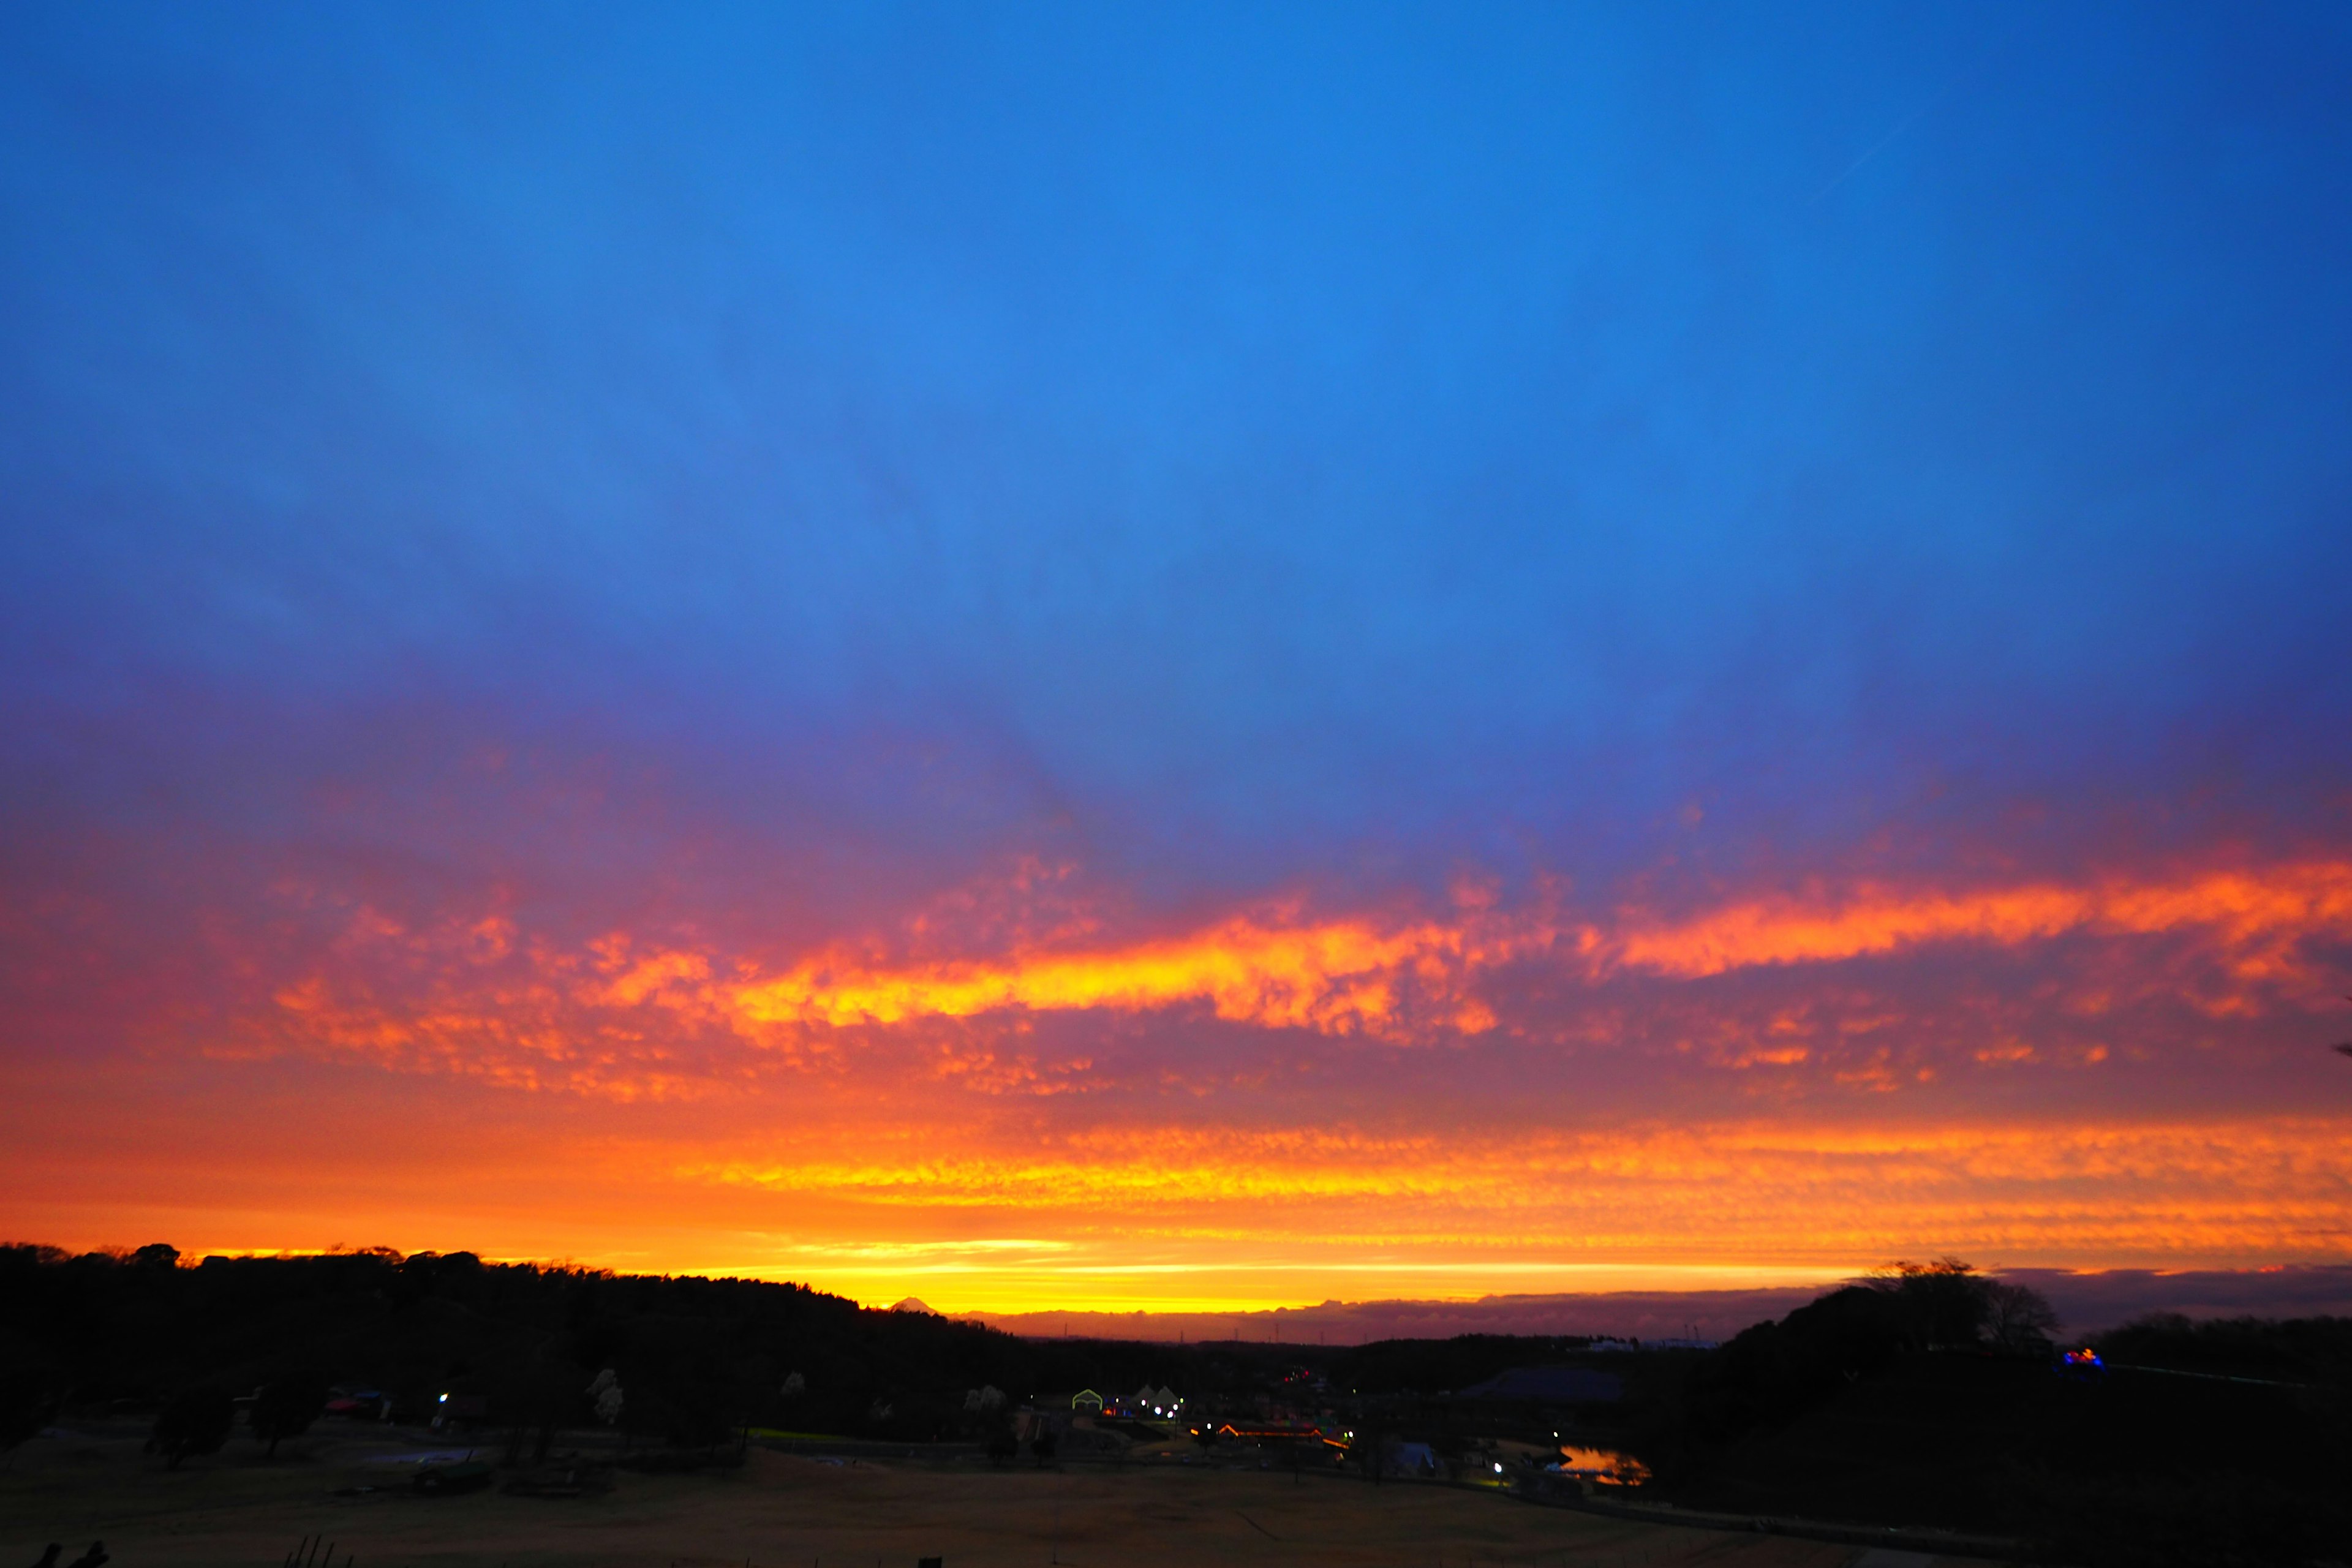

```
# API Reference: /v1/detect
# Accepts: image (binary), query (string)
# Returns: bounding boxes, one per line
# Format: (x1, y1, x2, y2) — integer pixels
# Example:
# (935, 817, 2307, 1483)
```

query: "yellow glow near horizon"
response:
(42, 1109, 2329, 1316)
(11, 858, 2344, 1317)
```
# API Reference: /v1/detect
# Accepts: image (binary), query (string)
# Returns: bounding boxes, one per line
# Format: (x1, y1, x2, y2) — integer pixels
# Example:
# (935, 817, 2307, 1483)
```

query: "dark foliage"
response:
(1675, 1261, 2055, 1450)
(9, 1241, 2341, 1564)
(1681, 1284, 1909, 1442)
(0, 1243, 1188, 1448)
(1325, 1334, 1601, 1396)
(1638, 1266, 2352, 1567)
(0, 1366, 61, 1455)
(1866, 1257, 1993, 1348)
(2097, 1310, 2352, 1384)
(146, 1385, 233, 1468)
(248, 1371, 328, 1457)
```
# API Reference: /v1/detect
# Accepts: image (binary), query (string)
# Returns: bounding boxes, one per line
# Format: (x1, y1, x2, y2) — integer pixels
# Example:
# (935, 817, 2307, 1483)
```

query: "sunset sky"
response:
(3, 5, 2350, 1314)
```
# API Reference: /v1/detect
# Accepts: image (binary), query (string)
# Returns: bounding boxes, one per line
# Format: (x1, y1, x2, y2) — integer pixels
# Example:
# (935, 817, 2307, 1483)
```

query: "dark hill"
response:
(1648, 1293, 2352, 1567)
(0, 1243, 1187, 1447)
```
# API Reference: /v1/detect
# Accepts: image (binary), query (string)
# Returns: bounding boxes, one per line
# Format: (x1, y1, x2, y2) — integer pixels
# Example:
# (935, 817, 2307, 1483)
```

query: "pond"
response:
(1545, 1444, 1652, 1486)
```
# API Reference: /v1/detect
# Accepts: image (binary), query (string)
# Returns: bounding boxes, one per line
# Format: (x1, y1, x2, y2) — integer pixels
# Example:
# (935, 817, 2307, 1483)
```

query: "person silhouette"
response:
(63, 1544, 105, 1568)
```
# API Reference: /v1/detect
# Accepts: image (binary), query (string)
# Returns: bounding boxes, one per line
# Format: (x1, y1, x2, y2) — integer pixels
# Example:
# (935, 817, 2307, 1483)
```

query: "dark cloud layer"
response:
(970, 1268, 2352, 1344)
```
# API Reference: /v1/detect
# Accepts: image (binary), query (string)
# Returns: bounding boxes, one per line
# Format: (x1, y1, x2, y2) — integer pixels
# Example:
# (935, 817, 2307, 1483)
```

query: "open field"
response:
(1, 1425, 1997, 1568)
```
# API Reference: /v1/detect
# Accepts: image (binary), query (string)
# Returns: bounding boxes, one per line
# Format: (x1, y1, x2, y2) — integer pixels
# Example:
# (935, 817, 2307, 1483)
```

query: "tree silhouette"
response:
(148, 1387, 233, 1468)
(1353, 1411, 1390, 1485)
(1863, 1258, 2057, 1351)
(0, 1369, 60, 1463)
(1983, 1280, 2060, 1350)
(1867, 1257, 1991, 1347)
(249, 1373, 328, 1458)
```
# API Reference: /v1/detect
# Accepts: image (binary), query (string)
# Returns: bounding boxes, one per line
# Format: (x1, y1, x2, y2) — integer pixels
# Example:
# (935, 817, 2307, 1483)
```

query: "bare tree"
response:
(250, 1374, 327, 1458)
(148, 1387, 232, 1469)
(1982, 1280, 2059, 1350)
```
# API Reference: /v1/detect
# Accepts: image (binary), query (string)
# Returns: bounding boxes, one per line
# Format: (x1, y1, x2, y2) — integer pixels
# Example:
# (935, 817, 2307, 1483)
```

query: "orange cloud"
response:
(726, 914, 1515, 1037)
(688, 1114, 2352, 1237)
(247, 858, 2352, 1100)
(29, 854, 2352, 1315)
(710, 858, 2350, 1041)
(1601, 861, 2352, 982)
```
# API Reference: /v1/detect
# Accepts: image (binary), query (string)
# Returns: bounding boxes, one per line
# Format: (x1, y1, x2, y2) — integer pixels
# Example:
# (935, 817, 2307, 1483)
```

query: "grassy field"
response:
(1, 1423, 1991, 1568)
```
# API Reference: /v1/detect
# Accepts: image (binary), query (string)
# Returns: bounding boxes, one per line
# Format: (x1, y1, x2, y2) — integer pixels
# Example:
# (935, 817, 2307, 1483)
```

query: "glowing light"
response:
(1552, 1446, 1653, 1486)
(727, 915, 1498, 1038)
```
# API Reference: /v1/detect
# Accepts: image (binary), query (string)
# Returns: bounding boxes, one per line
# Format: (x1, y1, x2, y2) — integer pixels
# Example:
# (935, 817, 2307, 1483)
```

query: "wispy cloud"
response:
(245, 858, 2352, 1097)
(1601, 863, 2352, 982)
(728, 912, 1522, 1038)
(678, 1116, 2352, 1295)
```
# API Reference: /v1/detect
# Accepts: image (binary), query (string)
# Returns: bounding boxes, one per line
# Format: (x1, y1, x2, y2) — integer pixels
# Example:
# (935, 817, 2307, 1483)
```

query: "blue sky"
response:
(6, 2, 2352, 1294)
(9, 5, 2351, 918)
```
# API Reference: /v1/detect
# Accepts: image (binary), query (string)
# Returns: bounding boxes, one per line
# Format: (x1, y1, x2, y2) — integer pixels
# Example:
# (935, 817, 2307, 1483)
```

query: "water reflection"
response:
(1547, 1445, 1652, 1486)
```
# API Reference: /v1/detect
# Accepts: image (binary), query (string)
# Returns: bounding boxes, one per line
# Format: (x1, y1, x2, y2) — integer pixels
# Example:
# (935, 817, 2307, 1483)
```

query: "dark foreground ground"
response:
(0, 1421, 1997, 1568)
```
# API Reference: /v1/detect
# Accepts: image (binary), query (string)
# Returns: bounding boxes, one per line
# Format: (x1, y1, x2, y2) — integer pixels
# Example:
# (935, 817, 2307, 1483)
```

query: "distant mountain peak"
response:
(890, 1297, 938, 1314)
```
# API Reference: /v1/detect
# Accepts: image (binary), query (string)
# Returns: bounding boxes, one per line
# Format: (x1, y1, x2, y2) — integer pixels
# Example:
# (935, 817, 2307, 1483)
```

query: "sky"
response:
(2, 3, 2350, 1314)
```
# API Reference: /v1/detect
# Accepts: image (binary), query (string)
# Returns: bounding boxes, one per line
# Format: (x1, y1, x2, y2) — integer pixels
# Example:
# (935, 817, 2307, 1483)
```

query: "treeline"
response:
(1629, 1261, 2352, 1568)
(0, 1244, 1197, 1452)
(1326, 1333, 1615, 1397)
(1673, 1257, 2057, 1444)
(0, 1243, 1625, 1455)
(7, 1243, 2346, 1562)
